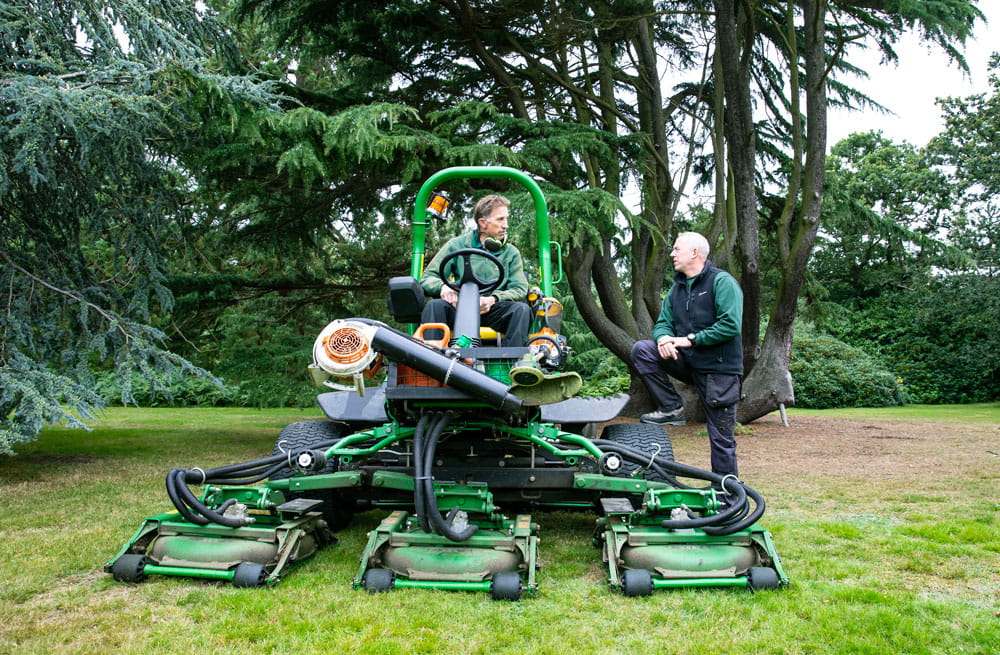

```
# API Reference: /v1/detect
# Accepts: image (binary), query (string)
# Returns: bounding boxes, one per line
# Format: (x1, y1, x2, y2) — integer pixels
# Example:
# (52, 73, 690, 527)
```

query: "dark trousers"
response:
(631, 339, 741, 477)
(421, 299, 532, 347)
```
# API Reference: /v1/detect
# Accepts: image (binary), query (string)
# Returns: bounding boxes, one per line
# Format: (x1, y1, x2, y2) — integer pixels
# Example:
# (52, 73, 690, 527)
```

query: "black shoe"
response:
(640, 407, 686, 426)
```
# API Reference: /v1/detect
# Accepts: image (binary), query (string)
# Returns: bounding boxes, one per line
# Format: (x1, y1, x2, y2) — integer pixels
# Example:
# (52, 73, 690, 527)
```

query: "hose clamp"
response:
(442, 357, 458, 386)
(190, 467, 207, 485)
(718, 473, 740, 494)
(646, 443, 662, 469)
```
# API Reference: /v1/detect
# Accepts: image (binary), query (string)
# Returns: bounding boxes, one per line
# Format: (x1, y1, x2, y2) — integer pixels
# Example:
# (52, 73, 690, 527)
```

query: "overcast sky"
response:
(827, 3, 997, 148)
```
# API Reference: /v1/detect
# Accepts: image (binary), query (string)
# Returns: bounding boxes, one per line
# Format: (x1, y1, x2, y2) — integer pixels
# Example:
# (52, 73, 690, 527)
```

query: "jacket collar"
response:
(675, 259, 711, 283)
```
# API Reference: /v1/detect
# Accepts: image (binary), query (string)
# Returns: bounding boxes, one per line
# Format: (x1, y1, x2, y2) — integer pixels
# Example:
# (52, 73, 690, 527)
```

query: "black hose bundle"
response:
(164, 440, 339, 527)
(412, 411, 478, 542)
(591, 438, 766, 536)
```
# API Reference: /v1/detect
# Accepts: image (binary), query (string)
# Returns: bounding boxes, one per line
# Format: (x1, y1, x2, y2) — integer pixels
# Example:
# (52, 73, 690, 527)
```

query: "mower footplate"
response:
(355, 510, 538, 600)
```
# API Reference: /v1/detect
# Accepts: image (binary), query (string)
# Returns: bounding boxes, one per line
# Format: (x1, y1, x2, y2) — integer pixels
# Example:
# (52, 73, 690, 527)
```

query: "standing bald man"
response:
(631, 232, 744, 478)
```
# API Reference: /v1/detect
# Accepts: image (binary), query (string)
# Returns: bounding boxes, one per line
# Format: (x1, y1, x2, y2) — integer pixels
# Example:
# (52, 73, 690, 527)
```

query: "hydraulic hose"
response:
(165, 468, 210, 526)
(411, 413, 433, 534)
(414, 411, 478, 542)
(168, 468, 247, 527)
(162, 440, 340, 527)
(591, 438, 766, 536)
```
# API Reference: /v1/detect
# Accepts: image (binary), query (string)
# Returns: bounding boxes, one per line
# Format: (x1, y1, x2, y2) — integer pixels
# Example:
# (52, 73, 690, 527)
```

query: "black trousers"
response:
(631, 339, 741, 477)
(421, 299, 532, 347)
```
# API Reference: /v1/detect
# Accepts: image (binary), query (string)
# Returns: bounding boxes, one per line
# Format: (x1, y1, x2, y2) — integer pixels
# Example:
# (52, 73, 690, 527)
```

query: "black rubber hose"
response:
(590, 438, 765, 535)
(165, 468, 210, 525)
(169, 468, 247, 527)
(701, 484, 766, 535)
(411, 413, 433, 533)
(166, 468, 238, 527)
(203, 461, 289, 486)
(162, 438, 342, 526)
(423, 412, 478, 542)
(658, 482, 749, 530)
(590, 439, 704, 486)
(591, 441, 752, 530)
(200, 439, 339, 483)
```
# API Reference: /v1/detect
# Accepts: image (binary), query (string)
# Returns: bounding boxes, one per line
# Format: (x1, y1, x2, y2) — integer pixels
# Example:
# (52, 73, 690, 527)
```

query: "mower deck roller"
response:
(107, 167, 786, 598)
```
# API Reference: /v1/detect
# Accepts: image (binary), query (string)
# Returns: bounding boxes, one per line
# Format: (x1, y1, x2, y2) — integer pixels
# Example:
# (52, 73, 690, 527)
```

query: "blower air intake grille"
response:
(313, 320, 379, 377)
(323, 328, 369, 364)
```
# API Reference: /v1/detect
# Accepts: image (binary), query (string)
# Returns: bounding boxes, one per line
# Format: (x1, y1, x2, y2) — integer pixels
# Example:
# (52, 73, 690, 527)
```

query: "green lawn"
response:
(1, 405, 997, 654)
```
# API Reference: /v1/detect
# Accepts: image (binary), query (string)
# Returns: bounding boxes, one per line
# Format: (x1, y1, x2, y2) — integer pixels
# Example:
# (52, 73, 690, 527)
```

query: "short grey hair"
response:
(678, 231, 710, 259)
(473, 194, 510, 222)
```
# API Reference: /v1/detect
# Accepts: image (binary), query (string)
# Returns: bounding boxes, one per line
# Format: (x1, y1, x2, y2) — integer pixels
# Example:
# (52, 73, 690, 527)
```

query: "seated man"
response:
(419, 194, 531, 346)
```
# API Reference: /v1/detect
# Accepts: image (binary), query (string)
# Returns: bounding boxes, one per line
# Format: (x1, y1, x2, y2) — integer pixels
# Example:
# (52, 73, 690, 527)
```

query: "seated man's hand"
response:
(479, 295, 497, 314)
(656, 336, 680, 360)
(440, 287, 458, 307)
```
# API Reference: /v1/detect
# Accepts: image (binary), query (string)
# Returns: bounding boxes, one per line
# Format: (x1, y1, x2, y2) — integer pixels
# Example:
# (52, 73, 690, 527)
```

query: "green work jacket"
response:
(419, 230, 530, 303)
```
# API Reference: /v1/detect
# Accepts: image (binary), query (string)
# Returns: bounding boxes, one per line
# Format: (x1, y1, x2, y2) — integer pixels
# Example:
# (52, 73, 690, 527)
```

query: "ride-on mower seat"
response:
(387, 275, 503, 344)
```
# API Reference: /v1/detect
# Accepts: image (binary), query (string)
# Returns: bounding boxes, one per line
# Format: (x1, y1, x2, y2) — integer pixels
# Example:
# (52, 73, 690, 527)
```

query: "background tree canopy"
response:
(1, 0, 996, 453)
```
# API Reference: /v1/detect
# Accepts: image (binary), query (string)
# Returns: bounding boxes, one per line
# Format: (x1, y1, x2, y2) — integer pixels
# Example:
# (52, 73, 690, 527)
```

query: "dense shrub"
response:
(822, 275, 1000, 404)
(790, 330, 906, 409)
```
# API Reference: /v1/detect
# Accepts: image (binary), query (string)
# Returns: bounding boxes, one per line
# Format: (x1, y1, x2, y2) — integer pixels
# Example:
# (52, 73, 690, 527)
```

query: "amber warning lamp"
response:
(427, 191, 451, 219)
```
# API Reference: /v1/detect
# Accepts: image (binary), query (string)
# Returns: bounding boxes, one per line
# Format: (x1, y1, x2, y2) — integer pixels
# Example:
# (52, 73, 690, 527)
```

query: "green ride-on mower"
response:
(106, 166, 787, 599)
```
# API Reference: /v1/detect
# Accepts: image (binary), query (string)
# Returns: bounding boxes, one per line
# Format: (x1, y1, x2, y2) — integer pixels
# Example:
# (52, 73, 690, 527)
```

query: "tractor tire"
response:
(747, 566, 781, 591)
(362, 568, 395, 593)
(621, 568, 654, 597)
(489, 572, 522, 601)
(600, 422, 675, 484)
(270, 420, 354, 531)
(112, 554, 147, 583)
(232, 562, 268, 588)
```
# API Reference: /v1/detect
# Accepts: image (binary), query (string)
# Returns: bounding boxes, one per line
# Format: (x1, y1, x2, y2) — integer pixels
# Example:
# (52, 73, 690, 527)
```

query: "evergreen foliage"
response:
(0, 1, 280, 452)
(820, 276, 1000, 404)
(2, 1, 995, 452)
(809, 122, 1000, 405)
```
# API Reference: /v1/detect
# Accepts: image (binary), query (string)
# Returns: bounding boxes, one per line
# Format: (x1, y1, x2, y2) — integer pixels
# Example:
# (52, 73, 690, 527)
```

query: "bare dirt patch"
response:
(607, 413, 1000, 483)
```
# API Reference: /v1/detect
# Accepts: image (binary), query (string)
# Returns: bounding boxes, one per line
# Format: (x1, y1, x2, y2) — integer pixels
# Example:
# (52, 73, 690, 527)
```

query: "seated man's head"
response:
(474, 194, 510, 244)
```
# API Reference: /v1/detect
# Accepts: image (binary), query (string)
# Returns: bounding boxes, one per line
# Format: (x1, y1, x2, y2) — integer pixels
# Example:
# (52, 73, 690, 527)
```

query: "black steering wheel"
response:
(438, 247, 505, 295)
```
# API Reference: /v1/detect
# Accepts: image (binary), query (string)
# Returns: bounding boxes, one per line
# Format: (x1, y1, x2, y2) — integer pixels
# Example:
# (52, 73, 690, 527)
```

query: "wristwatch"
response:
(686, 332, 697, 345)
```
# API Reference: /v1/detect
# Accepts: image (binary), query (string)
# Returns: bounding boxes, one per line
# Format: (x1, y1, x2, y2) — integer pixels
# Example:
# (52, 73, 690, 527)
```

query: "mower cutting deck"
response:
(106, 167, 787, 597)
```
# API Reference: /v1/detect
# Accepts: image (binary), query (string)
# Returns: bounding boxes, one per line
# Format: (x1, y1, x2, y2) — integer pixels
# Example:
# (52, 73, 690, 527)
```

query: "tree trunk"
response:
(713, 0, 762, 371)
(738, 328, 794, 422)
(739, 0, 828, 423)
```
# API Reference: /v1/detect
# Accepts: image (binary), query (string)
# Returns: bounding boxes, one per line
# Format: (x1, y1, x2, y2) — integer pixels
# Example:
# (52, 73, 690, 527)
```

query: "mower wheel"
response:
(601, 422, 674, 484)
(489, 572, 522, 601)
(232, 562, 268, 588)
(747, 566, 781, 591)
(621, 568, 654, 597)
(271, 421, 354, 531)
(362, 568, 395, 593)
(111, 554, 147, 583)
